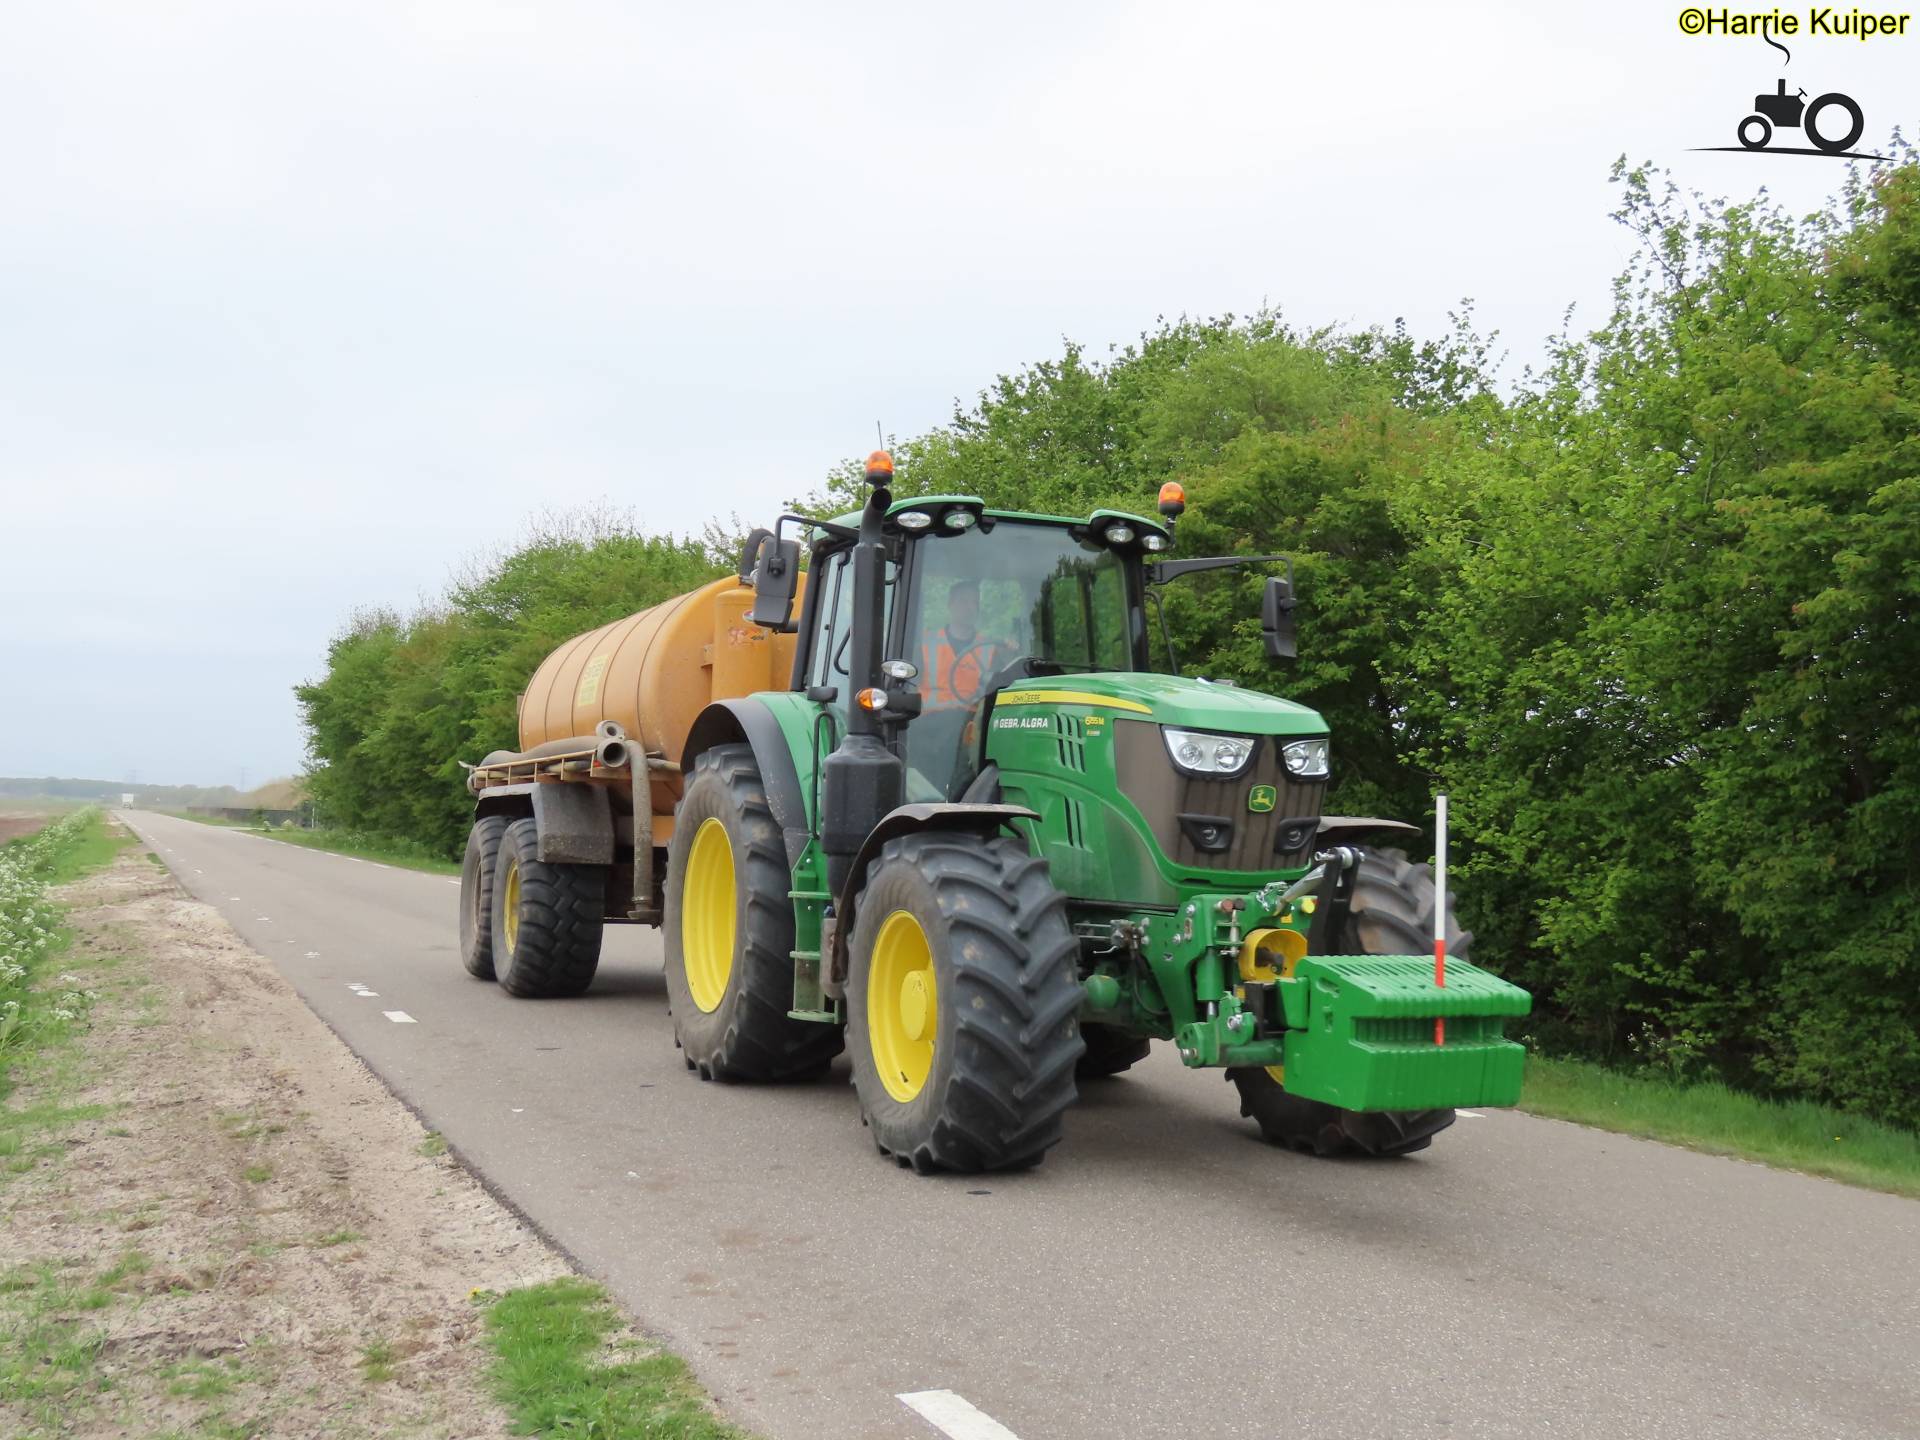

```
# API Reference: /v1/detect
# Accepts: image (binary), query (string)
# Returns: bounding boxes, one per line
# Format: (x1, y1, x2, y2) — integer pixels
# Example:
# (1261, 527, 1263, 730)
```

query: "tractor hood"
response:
(993, 671, 1326, 737)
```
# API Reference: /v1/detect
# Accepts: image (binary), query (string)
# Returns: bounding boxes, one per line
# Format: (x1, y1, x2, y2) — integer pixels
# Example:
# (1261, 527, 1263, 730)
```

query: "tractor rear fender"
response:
(472, 782, 615, 864)
(825, 802, 1038, 989)
(682, 699, 811, 868)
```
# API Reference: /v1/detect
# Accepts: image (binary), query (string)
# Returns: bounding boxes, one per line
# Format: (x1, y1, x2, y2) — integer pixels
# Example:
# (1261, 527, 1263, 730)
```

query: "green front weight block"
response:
(1279, 956, 1530, 1112)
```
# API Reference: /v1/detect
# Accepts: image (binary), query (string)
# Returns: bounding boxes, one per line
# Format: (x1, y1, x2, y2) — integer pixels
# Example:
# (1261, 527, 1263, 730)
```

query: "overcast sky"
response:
(2, 1, 1911, 789)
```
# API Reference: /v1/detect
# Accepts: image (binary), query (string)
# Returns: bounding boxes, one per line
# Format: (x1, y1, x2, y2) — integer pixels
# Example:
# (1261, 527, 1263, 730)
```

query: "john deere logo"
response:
(1248, 785, 1277, 813)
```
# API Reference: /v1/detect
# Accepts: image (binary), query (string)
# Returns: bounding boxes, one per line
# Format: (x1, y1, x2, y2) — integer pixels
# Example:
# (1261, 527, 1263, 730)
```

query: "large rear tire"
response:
(490, 817, 605, 998)
(847, 832, 1084, 1173)
(459, 816, 508, 980)
(662, 744, 844, 1081)
(1229, 847, 1462, 1157)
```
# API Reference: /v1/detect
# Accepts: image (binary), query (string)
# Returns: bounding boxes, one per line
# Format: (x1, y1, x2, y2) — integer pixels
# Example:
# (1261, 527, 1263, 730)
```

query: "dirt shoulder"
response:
(1, 830, 571, 1437)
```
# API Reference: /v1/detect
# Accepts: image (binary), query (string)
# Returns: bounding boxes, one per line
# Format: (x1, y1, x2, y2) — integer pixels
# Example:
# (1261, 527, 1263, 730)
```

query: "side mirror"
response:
(1261, 574, 1297, 660)
(748, 535, 802, 631)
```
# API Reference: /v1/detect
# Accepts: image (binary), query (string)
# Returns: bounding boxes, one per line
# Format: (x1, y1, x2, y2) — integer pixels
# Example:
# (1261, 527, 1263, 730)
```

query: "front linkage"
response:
(1080, 847, 1530, 1113)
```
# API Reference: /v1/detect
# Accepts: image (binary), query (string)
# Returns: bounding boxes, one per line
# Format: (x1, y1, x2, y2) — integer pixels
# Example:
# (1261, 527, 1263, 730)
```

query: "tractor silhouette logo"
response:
(1693, 38, 1886, 162)
(1737, 79, 1863, 153)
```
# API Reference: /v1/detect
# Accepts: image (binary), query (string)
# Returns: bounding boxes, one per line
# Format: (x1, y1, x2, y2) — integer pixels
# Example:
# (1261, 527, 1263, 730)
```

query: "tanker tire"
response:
(459, 815, 508, 980)
(1229, 846, 1462, 1158)
(1076, 1022, 1151, 1079)
(662, 744, 844, 1082)
(847, 833, 1084, 1173)
(490, 817, 605, 998)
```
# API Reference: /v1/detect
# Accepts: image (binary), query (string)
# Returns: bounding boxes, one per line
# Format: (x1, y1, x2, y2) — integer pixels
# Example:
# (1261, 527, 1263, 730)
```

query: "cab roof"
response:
(819, 494, 1170, 546)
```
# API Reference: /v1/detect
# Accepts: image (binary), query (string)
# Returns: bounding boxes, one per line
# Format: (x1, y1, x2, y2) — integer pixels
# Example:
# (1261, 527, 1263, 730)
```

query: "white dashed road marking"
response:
(347, 984, 379, 998)
(382, 1010, 416, 1024)
(898, 1390, 1024, 1440)
(1459, 1110, 1486, 1118)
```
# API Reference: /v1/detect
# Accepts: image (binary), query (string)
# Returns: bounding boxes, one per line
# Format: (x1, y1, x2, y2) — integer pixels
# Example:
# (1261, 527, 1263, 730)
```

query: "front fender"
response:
(1316, 814, 1420, 846)
(825, 802, 1037, 990)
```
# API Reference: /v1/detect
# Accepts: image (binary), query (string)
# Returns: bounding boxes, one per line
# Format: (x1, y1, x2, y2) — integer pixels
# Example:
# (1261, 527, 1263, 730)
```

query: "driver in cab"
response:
(921, 579, 1009, 713)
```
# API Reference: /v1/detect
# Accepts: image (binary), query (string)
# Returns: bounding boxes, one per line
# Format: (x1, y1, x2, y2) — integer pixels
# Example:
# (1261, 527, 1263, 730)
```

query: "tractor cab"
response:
(799, 497, 1162, 801)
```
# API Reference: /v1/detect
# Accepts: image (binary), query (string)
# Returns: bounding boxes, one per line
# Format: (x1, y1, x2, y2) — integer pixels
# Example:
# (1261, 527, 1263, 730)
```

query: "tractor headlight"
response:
(1282, 737, 1330, 779)
(1163, 728, 1255, 776)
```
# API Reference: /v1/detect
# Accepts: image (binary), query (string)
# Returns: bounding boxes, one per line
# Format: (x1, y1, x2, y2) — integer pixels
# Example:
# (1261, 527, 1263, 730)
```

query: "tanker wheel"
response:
(1228, 847, 1461, 1157)
(1077, 1022, 1151, 1079)
(489, 817, 605, 998)
(847, 832, 1084, 1173)
(459, 815, 508, 980)
(662, 744, 843, 1082)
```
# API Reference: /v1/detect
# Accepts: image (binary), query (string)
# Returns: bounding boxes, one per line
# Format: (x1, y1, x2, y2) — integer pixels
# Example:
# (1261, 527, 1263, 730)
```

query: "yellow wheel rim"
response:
(868, 909, 938, 1103)
(682, 817, 736, 1013)
(501, 856, 521, 957)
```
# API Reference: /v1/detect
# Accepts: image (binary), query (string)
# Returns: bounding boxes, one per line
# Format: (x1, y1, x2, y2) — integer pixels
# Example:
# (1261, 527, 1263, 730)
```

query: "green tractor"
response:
(468, 451, 1530, 1173)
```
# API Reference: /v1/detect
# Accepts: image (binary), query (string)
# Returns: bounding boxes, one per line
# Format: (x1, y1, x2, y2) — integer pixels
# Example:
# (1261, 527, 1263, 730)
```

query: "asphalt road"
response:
(121, 811, 1920, 1440)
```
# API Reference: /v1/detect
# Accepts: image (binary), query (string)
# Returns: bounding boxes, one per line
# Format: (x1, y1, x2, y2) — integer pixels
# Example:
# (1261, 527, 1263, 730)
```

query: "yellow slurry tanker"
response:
(458, 456, 1530, 1172)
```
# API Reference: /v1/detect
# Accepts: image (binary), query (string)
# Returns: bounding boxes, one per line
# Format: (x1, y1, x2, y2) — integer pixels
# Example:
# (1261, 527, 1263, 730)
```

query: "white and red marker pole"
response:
(1434, 792, 1448, 1046)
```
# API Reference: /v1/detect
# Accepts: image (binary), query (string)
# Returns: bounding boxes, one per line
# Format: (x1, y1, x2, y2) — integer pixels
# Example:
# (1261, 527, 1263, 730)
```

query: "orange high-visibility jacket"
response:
(922, 630, 1003, 708)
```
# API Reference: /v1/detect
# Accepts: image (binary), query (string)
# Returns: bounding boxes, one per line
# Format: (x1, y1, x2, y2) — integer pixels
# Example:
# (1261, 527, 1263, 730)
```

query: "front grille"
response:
(1113, 720, 1325, 872)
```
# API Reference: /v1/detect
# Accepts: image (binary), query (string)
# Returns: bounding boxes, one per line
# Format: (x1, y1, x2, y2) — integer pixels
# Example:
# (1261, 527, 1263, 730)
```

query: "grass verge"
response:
(483, 1278, 747, 1440)
(168, 813, 459, 875)
(1, 809, 127, 1105)
(1520, 1054, 1920, 1198)
(0, 810, 139, 1431)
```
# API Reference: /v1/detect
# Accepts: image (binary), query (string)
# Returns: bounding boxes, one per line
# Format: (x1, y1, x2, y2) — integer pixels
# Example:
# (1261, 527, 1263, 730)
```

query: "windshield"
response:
(898, 521, 1138, 798)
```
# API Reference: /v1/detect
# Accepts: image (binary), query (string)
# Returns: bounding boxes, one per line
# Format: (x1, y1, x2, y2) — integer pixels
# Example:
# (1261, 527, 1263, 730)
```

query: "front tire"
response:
(847, 833, 1084, 1173)
(1229, 847, 1462, 1157)
(662, 744, 843, 1081)
(459, 816, 508, 980)
(490, 817, 605, 998)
